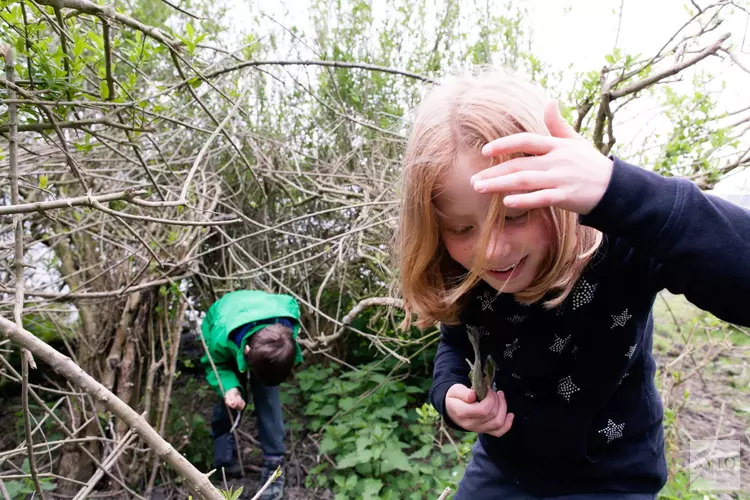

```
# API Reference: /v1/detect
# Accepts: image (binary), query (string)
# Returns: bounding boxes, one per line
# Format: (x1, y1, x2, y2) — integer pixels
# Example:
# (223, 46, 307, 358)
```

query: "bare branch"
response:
(0, 189, 147, 216)
(1, 43, 46, 500)
(0, 274, 194, 300)
(610, 33, 730, 99)
(341, 297, 405, 325)
(35, 0, 180, 50)
(0, 118, 154, 133)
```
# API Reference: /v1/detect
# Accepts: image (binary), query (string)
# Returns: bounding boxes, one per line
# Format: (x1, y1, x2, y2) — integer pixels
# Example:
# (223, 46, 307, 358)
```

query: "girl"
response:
(397, 69, 750, 499)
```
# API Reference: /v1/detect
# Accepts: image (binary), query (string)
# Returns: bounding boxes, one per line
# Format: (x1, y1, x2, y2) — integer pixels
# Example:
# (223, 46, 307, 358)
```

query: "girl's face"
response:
(433, 152, 551, 294)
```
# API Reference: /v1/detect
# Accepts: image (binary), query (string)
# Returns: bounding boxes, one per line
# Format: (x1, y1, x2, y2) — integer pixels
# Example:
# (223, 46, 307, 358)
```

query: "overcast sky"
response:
(226, 0, 750, 192)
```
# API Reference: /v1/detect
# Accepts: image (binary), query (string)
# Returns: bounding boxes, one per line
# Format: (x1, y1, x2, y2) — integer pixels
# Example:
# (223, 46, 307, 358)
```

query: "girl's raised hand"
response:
(471, 100, 614, 215)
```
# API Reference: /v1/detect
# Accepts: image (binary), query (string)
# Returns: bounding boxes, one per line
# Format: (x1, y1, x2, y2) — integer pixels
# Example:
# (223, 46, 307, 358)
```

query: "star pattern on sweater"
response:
(507, 314, 527, 324)
(525, 390, 536, 398)
(572, 279, 597, 310)
(504, 338, 520, 359)
(611, 309, 632, 329)
(557, 375, 580, 402)
(549, 334, 571, 354)
(511, 372, 522, 379)
(625, 344, 637, 359)
(479, 290, 497, 311)
(618, 372, 630, 385)
(598, 419, 625, 443)
(571, 344, 579, 359)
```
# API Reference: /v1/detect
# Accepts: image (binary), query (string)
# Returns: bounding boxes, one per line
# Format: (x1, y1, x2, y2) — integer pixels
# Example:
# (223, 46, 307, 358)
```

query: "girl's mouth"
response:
(487, 256, 527, 281)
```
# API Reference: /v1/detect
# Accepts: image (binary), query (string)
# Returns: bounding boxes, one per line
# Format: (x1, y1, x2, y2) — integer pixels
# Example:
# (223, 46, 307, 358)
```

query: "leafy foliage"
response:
(295, 362, 472, 499)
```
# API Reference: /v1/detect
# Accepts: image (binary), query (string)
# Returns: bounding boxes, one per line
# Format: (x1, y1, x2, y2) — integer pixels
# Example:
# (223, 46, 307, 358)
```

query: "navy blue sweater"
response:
(429, 157, 750, 496)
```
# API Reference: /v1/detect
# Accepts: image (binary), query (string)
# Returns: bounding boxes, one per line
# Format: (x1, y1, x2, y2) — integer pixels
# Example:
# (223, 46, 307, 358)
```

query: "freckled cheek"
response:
(442, 237, 475, 267)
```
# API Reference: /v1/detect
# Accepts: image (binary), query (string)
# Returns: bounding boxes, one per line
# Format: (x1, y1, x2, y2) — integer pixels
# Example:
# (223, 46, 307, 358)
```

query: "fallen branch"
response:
(0, 315, 224, 500)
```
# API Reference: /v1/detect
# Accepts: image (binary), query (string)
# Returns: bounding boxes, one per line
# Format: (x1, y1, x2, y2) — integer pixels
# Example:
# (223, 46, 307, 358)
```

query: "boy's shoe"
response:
(257, 456, 285, 500)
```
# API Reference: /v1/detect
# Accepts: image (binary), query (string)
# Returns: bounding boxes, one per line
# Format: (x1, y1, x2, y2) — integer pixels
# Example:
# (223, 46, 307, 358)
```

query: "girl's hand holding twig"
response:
(471, 101, 614, 215)
(445, 383, 514, 438)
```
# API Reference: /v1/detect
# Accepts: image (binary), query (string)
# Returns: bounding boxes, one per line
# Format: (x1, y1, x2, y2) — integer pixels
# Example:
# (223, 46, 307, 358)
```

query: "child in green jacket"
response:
(200, 290, 304, 500)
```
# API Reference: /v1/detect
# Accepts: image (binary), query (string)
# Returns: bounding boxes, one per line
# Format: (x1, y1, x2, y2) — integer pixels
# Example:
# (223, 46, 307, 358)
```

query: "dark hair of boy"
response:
(246, 322, 296, 386)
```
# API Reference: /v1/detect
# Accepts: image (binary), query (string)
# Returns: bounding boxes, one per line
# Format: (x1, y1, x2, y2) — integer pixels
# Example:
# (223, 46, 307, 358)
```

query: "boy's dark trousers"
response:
(210, 370, 285, 473)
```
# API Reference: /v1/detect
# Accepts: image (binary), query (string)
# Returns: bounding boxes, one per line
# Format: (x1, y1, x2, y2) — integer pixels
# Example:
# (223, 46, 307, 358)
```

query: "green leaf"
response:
(186, 22, 195, 40)
(361, 478, 383, 499)
(336, 449, 372, 469)
(99, 80, 109, 99)
(339, 397, 355, 411)
(605, 54, 615, 64)
(319, 435, 336, 454)
(73, 37, 86, 58)
(380, 445, 411, 473)
(38, 174, 48, 190)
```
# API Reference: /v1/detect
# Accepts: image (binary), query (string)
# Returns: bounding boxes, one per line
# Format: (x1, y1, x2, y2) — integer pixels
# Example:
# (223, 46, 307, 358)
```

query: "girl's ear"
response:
(244, 345, 250, 355)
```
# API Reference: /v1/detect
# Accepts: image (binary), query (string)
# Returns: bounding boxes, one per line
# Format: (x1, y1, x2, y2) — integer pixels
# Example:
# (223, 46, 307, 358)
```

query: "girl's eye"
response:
(505, 212, 528, 223)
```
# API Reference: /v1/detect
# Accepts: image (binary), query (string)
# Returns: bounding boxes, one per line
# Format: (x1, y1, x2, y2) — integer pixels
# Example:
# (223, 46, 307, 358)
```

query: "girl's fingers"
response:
(476, 390, 507, 427)
(470, 155, 551, 185)
(473, 170, 559, 194)
(488, 413, 515, 438)
(482, 133, 561, 157)
(503, 189, 567, 210)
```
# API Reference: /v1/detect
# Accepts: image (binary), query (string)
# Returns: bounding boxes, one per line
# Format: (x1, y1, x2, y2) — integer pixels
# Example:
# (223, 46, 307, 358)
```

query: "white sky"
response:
(225, 0, 750, 193)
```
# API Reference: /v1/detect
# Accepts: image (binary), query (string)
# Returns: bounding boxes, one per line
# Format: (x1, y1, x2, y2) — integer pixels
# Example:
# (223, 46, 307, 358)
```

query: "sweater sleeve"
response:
(429, 322, 474, 431)
(579, 157, 750, 327)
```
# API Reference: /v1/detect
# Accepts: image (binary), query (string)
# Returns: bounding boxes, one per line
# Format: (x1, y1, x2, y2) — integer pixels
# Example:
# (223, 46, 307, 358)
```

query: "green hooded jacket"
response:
(200, 290, 303, 396)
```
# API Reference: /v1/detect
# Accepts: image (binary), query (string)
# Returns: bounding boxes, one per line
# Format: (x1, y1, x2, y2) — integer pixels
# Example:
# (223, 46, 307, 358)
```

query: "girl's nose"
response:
(486, 230, 512, 262)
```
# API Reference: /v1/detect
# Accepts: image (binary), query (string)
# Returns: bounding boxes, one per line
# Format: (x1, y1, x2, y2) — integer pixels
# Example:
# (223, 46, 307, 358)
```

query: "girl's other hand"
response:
(445, 383, 514, 438)
(471, 100, 614, 215)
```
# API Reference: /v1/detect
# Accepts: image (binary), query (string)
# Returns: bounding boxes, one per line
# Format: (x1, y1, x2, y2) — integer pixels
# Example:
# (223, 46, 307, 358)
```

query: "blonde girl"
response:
(397, 69, 750, 499)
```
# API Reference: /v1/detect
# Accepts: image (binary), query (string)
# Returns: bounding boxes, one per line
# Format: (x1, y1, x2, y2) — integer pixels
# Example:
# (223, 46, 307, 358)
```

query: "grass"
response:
(652, 292, 750, 500)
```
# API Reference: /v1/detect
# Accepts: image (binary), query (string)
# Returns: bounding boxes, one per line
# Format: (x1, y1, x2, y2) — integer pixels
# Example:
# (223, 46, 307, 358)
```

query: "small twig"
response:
(72, 428, 137, 500)
(156, 0, 202, 19)
(0, 480, 11, 500)
(250, 465, 282, 500)
(437, 487, 452, 500)
(180, 84, 252, 201)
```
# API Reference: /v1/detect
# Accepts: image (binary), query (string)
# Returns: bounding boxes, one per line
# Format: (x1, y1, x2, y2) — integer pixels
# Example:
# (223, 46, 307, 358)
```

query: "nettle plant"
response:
(297, 362, 473, 499)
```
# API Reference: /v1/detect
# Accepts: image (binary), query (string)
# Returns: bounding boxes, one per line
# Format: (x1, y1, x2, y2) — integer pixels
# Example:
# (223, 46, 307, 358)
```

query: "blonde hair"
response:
(397, 69, 602, 329)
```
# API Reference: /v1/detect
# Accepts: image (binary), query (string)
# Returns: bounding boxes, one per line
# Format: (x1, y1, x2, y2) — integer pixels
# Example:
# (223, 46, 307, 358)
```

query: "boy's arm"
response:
(429, 323, 474, 431)
(201, 347, 241, 397)
(580, 157, 750, 327)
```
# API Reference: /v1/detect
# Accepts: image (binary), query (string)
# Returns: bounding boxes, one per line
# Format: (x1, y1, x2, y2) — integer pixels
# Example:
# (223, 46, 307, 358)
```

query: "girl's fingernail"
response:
(481, 145, 491, 155)
(469, 174, 478, 185)
(474, 180, 486, 192)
